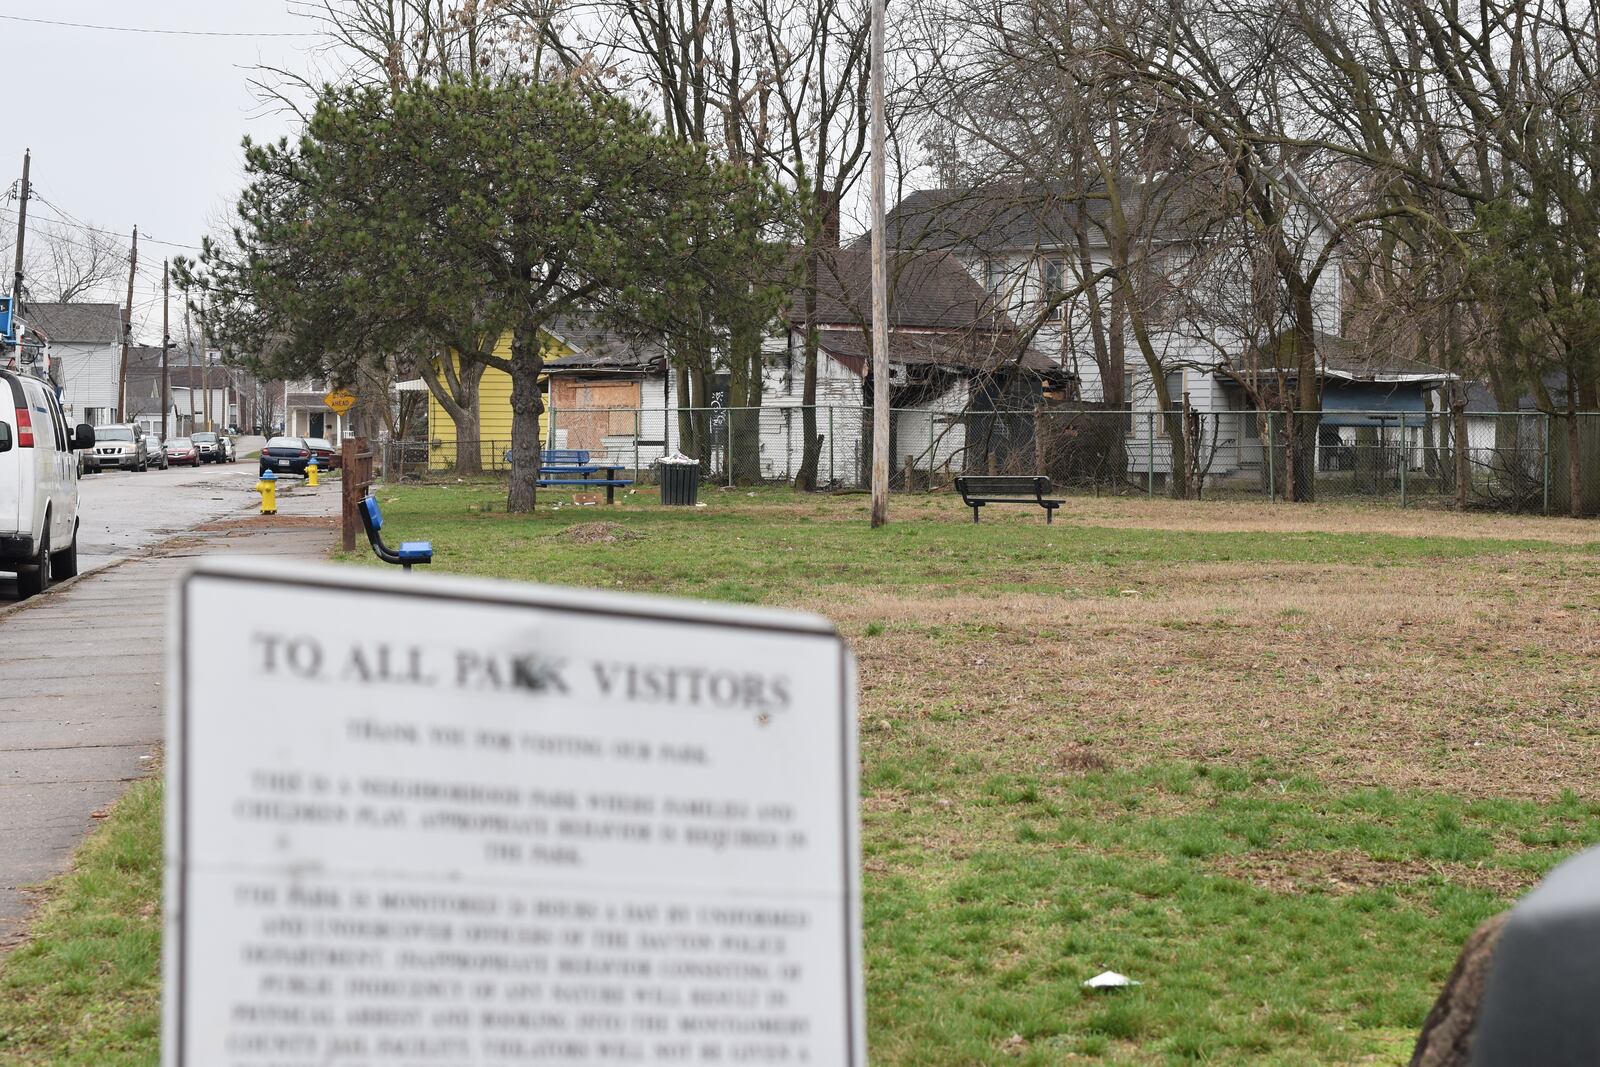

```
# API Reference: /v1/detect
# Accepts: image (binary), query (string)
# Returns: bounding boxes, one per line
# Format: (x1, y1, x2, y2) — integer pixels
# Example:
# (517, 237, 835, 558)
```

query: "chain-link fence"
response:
(377, 405, 1600, 516)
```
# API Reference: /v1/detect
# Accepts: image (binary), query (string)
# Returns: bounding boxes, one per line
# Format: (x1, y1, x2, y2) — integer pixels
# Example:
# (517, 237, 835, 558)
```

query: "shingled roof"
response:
(26, 302, 125, 344)
(864, 179, 1212, 255)
(791, 246, 1056, 375)
(799, 246, 1008, 331)
(545, 317, 667, 373)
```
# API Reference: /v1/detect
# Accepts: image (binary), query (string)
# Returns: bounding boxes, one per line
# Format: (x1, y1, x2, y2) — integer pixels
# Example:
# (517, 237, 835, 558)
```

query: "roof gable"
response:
(26, 302, 125, 344)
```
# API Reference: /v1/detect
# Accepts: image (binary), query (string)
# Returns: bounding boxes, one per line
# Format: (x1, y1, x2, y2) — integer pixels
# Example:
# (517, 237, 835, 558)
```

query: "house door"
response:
(309, 412, 326, 438)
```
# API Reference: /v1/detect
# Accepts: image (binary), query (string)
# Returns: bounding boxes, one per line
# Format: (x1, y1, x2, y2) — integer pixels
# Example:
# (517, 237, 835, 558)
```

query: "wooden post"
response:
(868, 0, 889, 528)
(341, 436, 370, 553)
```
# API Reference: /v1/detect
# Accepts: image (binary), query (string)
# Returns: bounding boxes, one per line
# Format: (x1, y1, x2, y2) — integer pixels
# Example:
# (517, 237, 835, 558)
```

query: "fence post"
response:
(1146, 410, 1154, 498)
(1543, 412, 1552, 515)
(1267, 411, 1276, 503)
(1399, 415, 1408, 507)
(634, 407, 640, 480)
(828, 407, 835, 487)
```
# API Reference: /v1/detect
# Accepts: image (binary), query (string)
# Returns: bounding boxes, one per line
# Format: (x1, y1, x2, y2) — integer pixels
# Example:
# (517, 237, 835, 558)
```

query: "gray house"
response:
(28, 302, 127, 426)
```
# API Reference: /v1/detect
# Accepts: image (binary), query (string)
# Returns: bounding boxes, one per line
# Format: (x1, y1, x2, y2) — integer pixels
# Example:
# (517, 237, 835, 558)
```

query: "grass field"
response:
(2, 486, 1597, 1065)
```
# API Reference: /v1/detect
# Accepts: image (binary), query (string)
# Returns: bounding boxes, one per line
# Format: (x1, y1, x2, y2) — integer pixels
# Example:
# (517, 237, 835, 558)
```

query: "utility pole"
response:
(184, 301, 197, 432)
(117, 225, 138, 420)
(11, 149, 30, 309)
(161, 260, 171, 440)
(868, 0, 889, 528)
(200, 295, 212, 431)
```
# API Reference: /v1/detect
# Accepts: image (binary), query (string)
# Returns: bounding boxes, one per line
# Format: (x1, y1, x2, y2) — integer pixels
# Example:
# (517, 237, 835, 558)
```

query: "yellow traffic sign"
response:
(324, 389, 356, 415)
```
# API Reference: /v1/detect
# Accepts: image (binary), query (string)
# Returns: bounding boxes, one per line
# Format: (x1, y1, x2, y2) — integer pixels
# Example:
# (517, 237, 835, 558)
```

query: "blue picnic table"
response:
(505, 448, 635, 503)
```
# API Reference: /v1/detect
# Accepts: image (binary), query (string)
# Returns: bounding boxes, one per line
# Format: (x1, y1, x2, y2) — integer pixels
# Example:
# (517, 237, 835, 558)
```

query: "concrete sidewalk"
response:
(0, 491, 340, 947)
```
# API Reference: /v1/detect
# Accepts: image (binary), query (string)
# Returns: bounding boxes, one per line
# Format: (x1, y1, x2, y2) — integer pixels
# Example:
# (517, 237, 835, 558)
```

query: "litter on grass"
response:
(1082, 971, 1141, 990)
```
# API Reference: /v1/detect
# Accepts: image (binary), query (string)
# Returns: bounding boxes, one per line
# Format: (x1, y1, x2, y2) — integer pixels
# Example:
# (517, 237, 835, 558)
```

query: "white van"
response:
(0, 369, 95, 598)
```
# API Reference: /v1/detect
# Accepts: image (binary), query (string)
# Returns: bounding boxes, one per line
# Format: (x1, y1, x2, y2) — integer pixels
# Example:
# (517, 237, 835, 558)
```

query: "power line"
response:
(0, 13, 312, 38)
(1, 200, 202, 252)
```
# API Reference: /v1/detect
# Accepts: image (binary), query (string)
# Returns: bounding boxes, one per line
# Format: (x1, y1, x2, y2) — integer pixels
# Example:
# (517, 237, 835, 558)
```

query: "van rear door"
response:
(0, 371, 25, 539)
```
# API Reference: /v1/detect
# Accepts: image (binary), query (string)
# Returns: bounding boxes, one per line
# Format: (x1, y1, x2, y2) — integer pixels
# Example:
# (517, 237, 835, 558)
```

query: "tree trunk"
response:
(795, 248, 823, 491)
(675, 361, 695, 460)
(1568, 409, 1583, 519)
(506, 324, 545, 514)
(420, 353, 485, 475)
(1160, 407, 1187, 498)
(727, 315, 764, 485)
(1290, 286, 1321, 503)
(1451, 385, 1469, 511)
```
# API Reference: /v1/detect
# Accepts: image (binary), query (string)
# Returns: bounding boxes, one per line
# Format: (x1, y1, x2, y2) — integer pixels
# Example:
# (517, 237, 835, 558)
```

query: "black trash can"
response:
(659, 458, 700, 505)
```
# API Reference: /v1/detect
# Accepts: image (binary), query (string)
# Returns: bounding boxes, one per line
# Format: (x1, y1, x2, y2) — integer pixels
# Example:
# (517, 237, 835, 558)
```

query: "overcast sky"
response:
(4, 2, 329, 342)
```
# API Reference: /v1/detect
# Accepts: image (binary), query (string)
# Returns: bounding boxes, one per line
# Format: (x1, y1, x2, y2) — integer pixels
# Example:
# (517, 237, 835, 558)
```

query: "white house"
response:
(28, 302, 126, 426)
(873, 183, 1359, 482)
(538, 246, 1062, 485)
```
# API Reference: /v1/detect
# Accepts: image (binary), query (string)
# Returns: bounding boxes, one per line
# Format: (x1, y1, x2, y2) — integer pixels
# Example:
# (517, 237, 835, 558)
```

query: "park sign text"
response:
(163, 559, 863, 1066)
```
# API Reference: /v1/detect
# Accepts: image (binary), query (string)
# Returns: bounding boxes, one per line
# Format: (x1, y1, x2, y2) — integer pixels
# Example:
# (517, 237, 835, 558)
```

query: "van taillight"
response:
(14, 405, 34, 447)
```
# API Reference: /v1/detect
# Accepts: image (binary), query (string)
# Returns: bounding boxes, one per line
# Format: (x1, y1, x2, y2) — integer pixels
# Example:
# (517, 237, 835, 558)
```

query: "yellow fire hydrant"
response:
(306, 457, 319, 488)
(256, 469, 278, 515)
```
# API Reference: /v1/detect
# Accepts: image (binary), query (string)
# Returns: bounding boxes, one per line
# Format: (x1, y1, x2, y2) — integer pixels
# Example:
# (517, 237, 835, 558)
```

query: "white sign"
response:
(164, 559, 863, 1066)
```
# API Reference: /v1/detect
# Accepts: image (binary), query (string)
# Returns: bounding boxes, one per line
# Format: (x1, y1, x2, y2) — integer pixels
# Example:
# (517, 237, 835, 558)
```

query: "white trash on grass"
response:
(1082, 971, 1141, 990)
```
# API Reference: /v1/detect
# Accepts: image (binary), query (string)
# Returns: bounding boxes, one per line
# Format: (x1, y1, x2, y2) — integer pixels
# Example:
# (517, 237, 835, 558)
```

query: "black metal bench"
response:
(954, 475, 1063, 524)
(358, 493, 434, 571)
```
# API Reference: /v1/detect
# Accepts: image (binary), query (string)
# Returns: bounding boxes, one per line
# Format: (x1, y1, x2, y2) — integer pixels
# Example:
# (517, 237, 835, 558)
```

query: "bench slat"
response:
(957, 475, 1052, 496)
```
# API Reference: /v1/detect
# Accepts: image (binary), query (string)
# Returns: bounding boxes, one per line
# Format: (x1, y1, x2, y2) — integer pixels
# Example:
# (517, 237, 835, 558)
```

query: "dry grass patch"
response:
(560, 520, 642, 545)
(1209, 850, 1540, 898)
(1051, 494, 1600, 545)
(834, 551, 1599, 799)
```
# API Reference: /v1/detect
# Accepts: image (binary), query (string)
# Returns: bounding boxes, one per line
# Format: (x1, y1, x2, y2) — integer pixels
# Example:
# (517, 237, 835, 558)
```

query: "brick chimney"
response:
(819, 187, 840, 249)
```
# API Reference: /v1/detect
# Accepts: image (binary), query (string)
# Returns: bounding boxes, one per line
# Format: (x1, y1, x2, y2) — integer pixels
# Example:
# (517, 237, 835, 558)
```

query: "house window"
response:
(983, 258, 1006, 294)
(1157, 369, 1186, 436)
(1041, 259, 1067, 320)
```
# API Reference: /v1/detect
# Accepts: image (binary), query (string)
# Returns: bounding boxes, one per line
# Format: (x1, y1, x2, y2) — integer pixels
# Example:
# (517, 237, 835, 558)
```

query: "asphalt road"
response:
(75, 435, 267, 572)
(0, 437, 266, 595)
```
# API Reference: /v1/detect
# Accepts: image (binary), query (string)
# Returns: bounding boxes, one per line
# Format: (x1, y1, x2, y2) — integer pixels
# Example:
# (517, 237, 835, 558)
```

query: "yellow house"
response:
(426, 331, 572, 470)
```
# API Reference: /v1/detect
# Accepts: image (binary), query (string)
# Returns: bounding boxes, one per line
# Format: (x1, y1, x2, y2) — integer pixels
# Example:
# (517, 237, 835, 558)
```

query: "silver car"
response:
(87, 424, 150, 472)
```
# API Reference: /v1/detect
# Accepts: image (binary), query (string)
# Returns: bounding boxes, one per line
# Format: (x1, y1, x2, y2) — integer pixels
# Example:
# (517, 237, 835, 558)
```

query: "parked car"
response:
(86, 424, 149, 472)
(306, 437, 341, 470)
(219, 435, 237, 463)
(144, 435, 169, 470)
(0, 369, 95, 597)
(191, 431, 224, 464)
(165, 437, 200, 467)
(259, 436, 313, 477)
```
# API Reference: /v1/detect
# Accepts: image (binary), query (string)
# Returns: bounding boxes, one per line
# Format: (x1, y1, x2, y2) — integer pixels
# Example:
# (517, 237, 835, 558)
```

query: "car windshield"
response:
(265, 437, 303, 450)
(169, 439, 192, 447)
(193, 433, 217, 443)
(97, 427, 134, 442)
